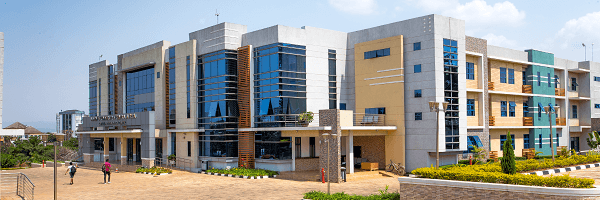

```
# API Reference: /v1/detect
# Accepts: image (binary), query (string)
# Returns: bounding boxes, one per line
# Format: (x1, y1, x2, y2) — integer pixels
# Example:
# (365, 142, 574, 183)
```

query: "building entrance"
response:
(127, 138, 142, 163)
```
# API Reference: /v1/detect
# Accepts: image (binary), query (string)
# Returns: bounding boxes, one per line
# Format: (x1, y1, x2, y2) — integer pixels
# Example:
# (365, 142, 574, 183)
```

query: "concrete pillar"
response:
(103, 136, 109, 162)
(292, 137, 296, 171)
(348, 131, 354, 174)
(319, 109, 342, 183)
(121, 136, 127, 165)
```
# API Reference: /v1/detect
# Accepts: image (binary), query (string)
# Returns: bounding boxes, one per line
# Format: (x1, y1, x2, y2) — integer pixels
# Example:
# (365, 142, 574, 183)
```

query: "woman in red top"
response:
(103, 159, 111, 184)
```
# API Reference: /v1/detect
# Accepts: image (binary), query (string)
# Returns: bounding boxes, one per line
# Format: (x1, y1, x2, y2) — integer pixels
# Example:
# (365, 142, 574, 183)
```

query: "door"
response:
(127, 138, 133, 162)
(136, 138, 141, 162)
(570, 137, 580, 152)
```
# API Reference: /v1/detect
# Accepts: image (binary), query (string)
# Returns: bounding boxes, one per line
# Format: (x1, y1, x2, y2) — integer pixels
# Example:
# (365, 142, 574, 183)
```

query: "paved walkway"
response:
(3, 167, 400, 199)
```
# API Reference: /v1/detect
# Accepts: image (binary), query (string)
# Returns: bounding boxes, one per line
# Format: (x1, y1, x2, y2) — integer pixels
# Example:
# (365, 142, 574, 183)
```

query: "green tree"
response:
(501, 132, 516, 174)
(586, 131, 600, 150)
(62, 137, 78, 150)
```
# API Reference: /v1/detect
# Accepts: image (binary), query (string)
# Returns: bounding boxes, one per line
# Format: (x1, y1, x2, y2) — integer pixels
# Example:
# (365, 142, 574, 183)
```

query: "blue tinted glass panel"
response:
(501, 101, 507, 117)
(508, 69, 514, 84)
(415, 112, 422, 120)
(414, 64, 421, 73)
(413, 42, 421, 51)
(500, 68, 507, 83)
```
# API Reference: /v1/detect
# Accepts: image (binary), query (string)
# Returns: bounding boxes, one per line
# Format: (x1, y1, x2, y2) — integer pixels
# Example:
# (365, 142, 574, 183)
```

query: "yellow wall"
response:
(354, 35, 405, 167)
(466, 55, 479, 89)
(467, 92, 480, 126)
(490, 94, 526, 126)
(490, 129, 528, 157)
(489, 60, 525, 92)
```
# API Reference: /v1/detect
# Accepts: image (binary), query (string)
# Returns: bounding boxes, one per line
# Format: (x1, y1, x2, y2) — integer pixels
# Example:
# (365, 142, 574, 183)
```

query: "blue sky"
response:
(1, 0, 599, 132)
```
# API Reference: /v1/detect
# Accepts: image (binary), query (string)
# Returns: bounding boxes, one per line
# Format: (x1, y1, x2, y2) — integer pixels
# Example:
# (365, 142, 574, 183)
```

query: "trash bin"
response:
(201, 160, 209, 171)
(341, 167, 347, 182)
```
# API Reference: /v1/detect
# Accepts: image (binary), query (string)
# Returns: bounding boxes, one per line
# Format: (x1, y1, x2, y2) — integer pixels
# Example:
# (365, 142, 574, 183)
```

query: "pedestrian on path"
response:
(102, 159, 111, 184)
(64, 162, 76, 185)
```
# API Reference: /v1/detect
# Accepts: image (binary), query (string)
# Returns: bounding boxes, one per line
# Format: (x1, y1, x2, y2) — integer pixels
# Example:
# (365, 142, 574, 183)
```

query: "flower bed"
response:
(206, 167, 278, 177)
(304, 186, 399, 200)
(135, 166, 172, 175)
(411, 155, 600, 188)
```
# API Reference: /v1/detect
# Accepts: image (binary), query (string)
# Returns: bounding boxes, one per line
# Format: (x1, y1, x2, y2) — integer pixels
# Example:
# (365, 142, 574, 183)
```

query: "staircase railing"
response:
(1, 172, 35, 200)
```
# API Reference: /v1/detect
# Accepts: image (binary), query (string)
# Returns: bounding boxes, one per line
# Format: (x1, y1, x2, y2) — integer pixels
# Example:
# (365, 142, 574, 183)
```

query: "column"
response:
(132, 138, 137, 162)
(81, 134, 94, 164)
(103, 136, 109, 163)
(348, 131, 354, 174)
(292, 137, 296, 171)
(121, 136, 127, 165)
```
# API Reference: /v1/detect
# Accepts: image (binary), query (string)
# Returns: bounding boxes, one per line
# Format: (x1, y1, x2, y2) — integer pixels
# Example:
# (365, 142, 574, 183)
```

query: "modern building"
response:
(56, 110, 86, 138)
(77, 14, 599, 182)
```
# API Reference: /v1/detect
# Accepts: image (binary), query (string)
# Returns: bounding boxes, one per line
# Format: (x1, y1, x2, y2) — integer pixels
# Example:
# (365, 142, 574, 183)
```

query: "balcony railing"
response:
(353, 114, 386, 126)
(522, 85, 532, 94)
(488, 82, 494, 90)
(282, 114, 320, 127)
(489, 116, 495, 126)
(556, 117, 566, 126)
(523, 117, 533, 126)
(555, 88, 565, 96)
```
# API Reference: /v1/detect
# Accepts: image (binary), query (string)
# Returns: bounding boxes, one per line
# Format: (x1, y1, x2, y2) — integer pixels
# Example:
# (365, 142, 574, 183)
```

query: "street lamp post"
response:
(429, 101, 449, 169)
(43, 133, 65, 200)
(322, 133, 338, 195)
(544, 105, 559, 162)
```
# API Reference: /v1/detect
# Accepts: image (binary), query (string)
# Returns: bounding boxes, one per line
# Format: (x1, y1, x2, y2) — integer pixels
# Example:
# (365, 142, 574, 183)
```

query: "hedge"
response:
(206, 167, 278, 177)
(304, 186, 399, 200)
(136, 166, 172, 174)
(412, 167, 594, 188)
(449, 155, 600, 174)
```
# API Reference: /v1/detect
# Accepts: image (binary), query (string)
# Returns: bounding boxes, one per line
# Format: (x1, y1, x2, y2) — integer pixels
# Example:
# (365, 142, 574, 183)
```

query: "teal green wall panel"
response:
(526, 49, 554, 65)
(531, 128, 559, 156)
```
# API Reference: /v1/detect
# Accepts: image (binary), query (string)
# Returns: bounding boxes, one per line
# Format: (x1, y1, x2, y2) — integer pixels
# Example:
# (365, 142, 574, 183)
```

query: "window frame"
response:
(500, 134, 515, 150)
(415, 112, 422, 120)
(500, 67, 507, 83)
(414, 64, 421, 73)
(466, 62, 474, 80)
(509, 101, 516, 117)
(523, 134, 530, 149)
(508, 68, 514, 84)
(413, 42, 421, 51)
(501, 101, 507, 117)
(467, 99, 475, 116)
(572, 105, 578, 118)
(414, 89, 422, 98)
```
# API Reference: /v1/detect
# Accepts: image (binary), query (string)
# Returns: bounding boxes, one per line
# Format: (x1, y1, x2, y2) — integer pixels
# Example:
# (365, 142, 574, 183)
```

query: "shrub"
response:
(303, 186, 400, 200)
(412, 166, 594, 188)
(135, 166, 172, 174)
(501, 133, 516, 174)
(206, 167, 278, 177)
(1, 153, 18, 168)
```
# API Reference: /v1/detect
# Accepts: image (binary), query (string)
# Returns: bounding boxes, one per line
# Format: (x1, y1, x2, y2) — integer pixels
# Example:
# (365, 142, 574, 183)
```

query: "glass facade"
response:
(108, 65, 115, 115)
(167, 47, 176, 128)
(364, 48, 390, 59)
(443, 38, 459, 150)
(126, 67, 155, 113)
(254, 43, 307, 160)
(89, 81, 98, 116)
(328, 49, 337, 109)
(186, 56, 191, 118)
(198, 49, 239, 157)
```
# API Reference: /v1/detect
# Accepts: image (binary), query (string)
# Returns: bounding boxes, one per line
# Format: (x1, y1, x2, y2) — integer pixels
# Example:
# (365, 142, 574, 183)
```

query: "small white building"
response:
(57, 110, 86, 138)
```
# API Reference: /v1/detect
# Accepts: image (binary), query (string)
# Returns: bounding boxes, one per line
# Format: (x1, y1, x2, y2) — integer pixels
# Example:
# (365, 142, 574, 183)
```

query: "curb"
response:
(139, 172, 172, 176)
(199, 171, 277, 179)
(525, 163, 600, 176)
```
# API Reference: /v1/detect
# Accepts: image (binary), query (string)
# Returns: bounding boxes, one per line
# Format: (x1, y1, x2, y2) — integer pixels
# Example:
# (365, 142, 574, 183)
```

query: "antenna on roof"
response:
(583, 43, 587, 61)
(215, 9, 220, 24)
(99, 55, 103, 61)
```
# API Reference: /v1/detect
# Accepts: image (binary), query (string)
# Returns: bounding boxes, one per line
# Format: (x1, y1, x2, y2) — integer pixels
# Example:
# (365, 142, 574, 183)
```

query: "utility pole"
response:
(583, 43, 587, 61)
(54, 141, 57, 200)
(215, 9, 220, 24)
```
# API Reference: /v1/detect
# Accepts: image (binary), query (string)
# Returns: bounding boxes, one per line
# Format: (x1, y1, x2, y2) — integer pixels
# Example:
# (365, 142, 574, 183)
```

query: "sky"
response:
(1, 0, 599, 132)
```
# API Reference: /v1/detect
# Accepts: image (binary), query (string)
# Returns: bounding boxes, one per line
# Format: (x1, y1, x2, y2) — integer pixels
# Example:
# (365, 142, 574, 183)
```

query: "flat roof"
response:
(76, 129, 143, 134)
(238, 126, 332, 132)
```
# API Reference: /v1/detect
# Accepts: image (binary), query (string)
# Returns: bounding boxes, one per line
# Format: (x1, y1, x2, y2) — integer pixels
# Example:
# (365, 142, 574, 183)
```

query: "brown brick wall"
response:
(399, 182, 600, 200)
(295, 158, 319, 171)
(353, 136, 385, 169)
(319, 109, 342, 183)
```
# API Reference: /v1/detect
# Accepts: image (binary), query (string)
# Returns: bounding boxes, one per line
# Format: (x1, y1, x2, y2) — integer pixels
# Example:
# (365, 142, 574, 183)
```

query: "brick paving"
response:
(4, 167, 400, 199)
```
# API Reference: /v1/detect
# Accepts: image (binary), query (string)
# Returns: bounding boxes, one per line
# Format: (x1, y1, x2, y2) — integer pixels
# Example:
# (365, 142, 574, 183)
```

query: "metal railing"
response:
(353, 113, 385, 126)
(282, 113, 320, 127)
(1, 172, 35, 200)
(155, 157, 193, 172)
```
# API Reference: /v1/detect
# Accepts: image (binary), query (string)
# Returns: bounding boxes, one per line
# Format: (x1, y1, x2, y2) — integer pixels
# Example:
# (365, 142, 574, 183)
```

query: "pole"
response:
(549, 112, 555, 162)
(327, 135, 330, 195)
(54, 141, 57, 200)
(435, 107, 440, 169)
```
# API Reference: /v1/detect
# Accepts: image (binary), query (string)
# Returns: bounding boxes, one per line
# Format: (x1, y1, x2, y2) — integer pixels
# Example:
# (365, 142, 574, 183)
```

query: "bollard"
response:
(469, 156, 472, 165)
(43, 160, 45, 168)
(321, 168, 325, 183)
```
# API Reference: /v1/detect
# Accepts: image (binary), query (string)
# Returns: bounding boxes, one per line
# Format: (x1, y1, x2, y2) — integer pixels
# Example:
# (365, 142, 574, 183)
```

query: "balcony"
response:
(489, 116, 495, 126)
(523, 117, 533, 126)
(555, 88, 565, 96)
(522, 85, 532, 94)
(556, 117, 566, 126)
(488, 82, 494, 90)
(282, 114, 320, 127)
(353, 114, 386, 126)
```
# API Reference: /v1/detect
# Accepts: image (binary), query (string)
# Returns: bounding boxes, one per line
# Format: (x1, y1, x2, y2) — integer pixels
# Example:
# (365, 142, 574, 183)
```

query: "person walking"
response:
(102, 159, 111, 184)
(64, 162, 76, 185)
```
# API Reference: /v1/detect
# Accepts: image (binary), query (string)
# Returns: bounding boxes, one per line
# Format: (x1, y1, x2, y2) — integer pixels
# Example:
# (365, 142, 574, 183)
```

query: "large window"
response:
(365, 107, 385, 114)
(500, 67, 507, 83)
(443, 38, 459, 150)
(508, 69, 514, 84)
(126, 67, 155, 113)
(466, 62, 474, 80)
(509, 101, 516, 117)
(467, 99, 475, 116)
(167, 47, 176, 128)
(466, 136, 483, 153)
(571, 78, 578, 91)
(572, 105, 578, 118)
(328, 49, 337, 109)
(364, 48, 390, 59)
(500, 134, 515, 150)
(108, 65, 115, 115)
(89, 81, 98, 116)
(187, 56, 191, 118)
(501, 101, 507, 117)
(198, 49, 240, 158)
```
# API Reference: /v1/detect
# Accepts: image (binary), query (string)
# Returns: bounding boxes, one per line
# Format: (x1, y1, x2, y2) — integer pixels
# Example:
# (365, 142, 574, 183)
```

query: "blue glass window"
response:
(555, 75, 559, 88)
(364, 48, 391, 59)
(415, 112, 422, 120)
(595, 104, 600, 109)
(595, 76, 600, 82)
(466, 62, 474, 80)
(508, 69, 514, 84)
(573, 105, 578, 118)
(501, 101, 507, 117)
(89, 81, 98, 116)
(500, 67, 507, 83)
(413, 42, 421, 51)
(523, 102, 529, 117)
(126, 67, 155, 113)
(467, 99, 475, 116)
(414, 64, 421, 73)
(538, 102, 545, 118)
(524, 134, 530, 149)
(466, 136, 483, 153)
(523, 71, 527, 85)
(539, 134, 542, 148)
(365, 107, 385, 114)
(340, 103, 346, 110)
(537, 72, 541, 86)
(509, 101, 516, 117)
(414, 89, 422, 98)
(500, 134, 515, 150)
(572, 78, 577, 91)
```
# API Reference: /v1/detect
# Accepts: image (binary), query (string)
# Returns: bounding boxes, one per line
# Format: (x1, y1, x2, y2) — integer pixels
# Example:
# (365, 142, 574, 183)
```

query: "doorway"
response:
(127, 138, 142, 163)
(570, 137, 580, 152)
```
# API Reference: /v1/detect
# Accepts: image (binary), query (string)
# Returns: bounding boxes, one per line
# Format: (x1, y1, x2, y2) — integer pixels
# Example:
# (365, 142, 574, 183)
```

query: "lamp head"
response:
(442, 102, 449, 110)
(429, 101, 439, 111)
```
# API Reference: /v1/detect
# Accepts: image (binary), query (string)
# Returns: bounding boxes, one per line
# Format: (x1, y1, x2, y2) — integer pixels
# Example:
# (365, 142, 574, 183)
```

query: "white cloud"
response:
(556, 11, 600, 49)
(414, 0, 525, 28)
(329, 0, 377, 15)
(482, 33, 520, 49)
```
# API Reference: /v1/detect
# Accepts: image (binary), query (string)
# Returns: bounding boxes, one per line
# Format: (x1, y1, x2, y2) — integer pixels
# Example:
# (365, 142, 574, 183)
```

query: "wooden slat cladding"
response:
(165, 62, 171, 129)
(237, 45, 254, 168)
